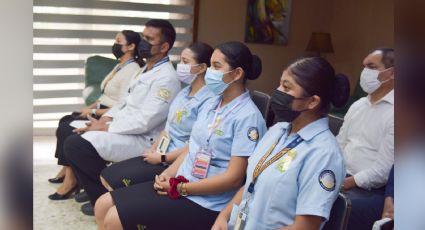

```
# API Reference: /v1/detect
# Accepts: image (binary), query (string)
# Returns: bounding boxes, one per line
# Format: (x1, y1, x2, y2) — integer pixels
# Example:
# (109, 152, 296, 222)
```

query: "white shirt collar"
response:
(368, 89, 394, 105)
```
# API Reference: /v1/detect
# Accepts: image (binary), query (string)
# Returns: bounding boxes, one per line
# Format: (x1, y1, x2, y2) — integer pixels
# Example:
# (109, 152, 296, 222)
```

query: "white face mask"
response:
(360, 67, 393, 94)
(176, 63, 199, 84)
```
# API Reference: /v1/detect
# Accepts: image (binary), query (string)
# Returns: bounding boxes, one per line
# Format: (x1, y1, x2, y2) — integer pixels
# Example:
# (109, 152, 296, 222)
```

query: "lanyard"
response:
(128, 56, 170, 93)
(237, 132, 303, 227)
(102, 58, 135, 94)
(153, 56, 170, 68)
(206, 93, 250, 145)
(248, 134, 303, 194)
(115, 58, 135, 72)
(140, 56, 170, 73)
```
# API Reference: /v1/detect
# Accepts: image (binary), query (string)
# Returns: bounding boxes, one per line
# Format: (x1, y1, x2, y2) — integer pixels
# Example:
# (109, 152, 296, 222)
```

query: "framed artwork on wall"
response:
(245, 0, 293, 45)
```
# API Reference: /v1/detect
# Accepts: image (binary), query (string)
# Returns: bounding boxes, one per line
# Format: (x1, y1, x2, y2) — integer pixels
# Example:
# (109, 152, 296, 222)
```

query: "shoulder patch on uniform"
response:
(247, 127, 259, 142)
(319, 170, 336, 191)
(158, 88, 170, 100)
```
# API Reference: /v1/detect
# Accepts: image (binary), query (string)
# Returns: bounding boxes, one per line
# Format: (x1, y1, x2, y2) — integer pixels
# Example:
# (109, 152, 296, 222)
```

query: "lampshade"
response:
(306, 32, 334, 54)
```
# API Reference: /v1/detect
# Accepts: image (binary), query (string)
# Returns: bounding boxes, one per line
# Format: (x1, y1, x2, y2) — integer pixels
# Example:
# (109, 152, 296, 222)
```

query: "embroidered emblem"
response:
(214, 129, 224, 136)
(158, 88, 170, 100)
(276, 149, 297, 172)
(247, 127, 259, 142)
(122, 178, 131, 187)
(175, 110, 183, 124)
(175, 109, 188, 124)
(319, 170, 336, 191)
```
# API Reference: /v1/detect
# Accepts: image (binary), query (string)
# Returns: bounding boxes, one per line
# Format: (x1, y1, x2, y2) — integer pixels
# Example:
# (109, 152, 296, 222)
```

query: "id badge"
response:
(191, 148, 212, 179)
(156, 134, 170, 154)
(233, 210, 247, 230)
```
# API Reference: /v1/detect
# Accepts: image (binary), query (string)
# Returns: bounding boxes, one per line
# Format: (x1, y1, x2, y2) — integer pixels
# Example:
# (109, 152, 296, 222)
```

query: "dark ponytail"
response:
(120, 30, 144, 67)
(287, 57, 350, 113)
(215, 41, 262, 82)
(249, 55, 262, 80)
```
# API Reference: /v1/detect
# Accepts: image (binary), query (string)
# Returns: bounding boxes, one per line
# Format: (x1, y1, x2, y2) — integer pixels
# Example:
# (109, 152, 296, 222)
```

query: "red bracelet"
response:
(168, 175, 188, 200)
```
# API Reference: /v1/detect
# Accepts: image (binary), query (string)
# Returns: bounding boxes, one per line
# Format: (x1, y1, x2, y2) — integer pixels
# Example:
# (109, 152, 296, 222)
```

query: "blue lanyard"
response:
(115, 58, 135, 72)
(102, 58, 135, 94)
(128, 56, 170, 93)
(239, 133, 303, 222)
(248, 133, 303, 194)
(153, 56, 170, 68)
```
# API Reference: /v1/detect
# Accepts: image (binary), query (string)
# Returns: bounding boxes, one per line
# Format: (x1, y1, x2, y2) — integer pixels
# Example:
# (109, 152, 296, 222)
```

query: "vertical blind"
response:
(33, 0, 195, 135)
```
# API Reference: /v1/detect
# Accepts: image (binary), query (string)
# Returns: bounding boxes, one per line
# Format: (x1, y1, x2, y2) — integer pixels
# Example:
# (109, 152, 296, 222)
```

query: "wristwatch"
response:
(178, 182, 188, 197)
(161, 154, 167, 166)
(91, 109, 97, 117)
(180, 182, 188, 197)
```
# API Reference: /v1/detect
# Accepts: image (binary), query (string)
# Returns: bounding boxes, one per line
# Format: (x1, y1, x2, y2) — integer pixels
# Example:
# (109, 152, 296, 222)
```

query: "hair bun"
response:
(247, 55, 262, 80)
(331, 73, 350, 107)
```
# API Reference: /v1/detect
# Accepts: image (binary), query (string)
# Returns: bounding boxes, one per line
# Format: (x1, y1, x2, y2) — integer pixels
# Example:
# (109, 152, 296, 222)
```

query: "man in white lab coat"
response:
(64, 19, 181, 214)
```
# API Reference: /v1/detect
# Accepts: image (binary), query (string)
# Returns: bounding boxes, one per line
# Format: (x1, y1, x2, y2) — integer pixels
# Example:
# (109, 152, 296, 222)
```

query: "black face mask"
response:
(112, 43, 125, 59)
(138, 39, 154, 59)
(270, 89, 307, 123)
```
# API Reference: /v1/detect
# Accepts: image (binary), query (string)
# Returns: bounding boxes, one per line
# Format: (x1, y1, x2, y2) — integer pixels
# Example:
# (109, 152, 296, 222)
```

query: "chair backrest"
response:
(330, 78, 366, 118)
(83, 55, 119, 105)
(250, 90, 271, 119)
(328, 114, 344, 136)
(323, 193, 352, 230)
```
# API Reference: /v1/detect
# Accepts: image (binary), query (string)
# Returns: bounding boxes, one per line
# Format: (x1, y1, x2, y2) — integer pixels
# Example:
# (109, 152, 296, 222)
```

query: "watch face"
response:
(181, 183, 188, 196)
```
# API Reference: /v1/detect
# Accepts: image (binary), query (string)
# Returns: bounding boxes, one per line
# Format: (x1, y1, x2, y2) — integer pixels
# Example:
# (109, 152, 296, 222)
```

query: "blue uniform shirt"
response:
(164, 85, 214, 152)
(229, 117, 346, 229)
(176, 91, 267, 211)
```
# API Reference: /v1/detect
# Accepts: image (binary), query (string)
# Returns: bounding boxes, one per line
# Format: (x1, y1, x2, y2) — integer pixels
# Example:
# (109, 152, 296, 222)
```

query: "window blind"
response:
(33, 0, 195, 135)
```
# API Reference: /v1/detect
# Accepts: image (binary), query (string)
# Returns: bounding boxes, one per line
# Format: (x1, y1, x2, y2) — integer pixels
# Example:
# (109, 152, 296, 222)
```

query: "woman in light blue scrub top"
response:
(100, 42, 215, 190)
(212, 57, 351, 230)
(95, 41, 267, 230)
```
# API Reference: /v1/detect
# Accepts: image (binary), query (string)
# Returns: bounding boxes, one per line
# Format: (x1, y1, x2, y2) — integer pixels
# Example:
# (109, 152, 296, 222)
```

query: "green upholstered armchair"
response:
(82, 55, 119, 105)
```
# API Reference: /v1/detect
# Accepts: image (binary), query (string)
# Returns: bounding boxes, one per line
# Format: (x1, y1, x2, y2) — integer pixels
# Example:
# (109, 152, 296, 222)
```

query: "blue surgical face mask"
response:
(205, 68, 234, 95)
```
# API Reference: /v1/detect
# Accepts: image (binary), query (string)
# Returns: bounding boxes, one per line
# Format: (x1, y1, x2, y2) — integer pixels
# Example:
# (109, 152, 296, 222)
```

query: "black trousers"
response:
(344, 178, 386, 230)
(64, 134, 108, 205)
(55, 113, 83, 166)
(101, 157, 166, 189)
(346, 192, 385, 230)
(55, 107, 107, 166)
(111, 181, 219, 230)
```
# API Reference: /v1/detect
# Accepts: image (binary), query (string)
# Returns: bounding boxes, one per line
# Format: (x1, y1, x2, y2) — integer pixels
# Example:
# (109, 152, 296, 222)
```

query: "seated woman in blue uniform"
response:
(212, 57, 350, 230)
(48, 30, 142, 200)
(94, 41, 267, 230)
(99, 42, 215, 191)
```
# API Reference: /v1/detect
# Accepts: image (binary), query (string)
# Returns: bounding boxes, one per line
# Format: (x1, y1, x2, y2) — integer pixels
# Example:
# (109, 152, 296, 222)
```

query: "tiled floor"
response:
(33, 136, 97, 230)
